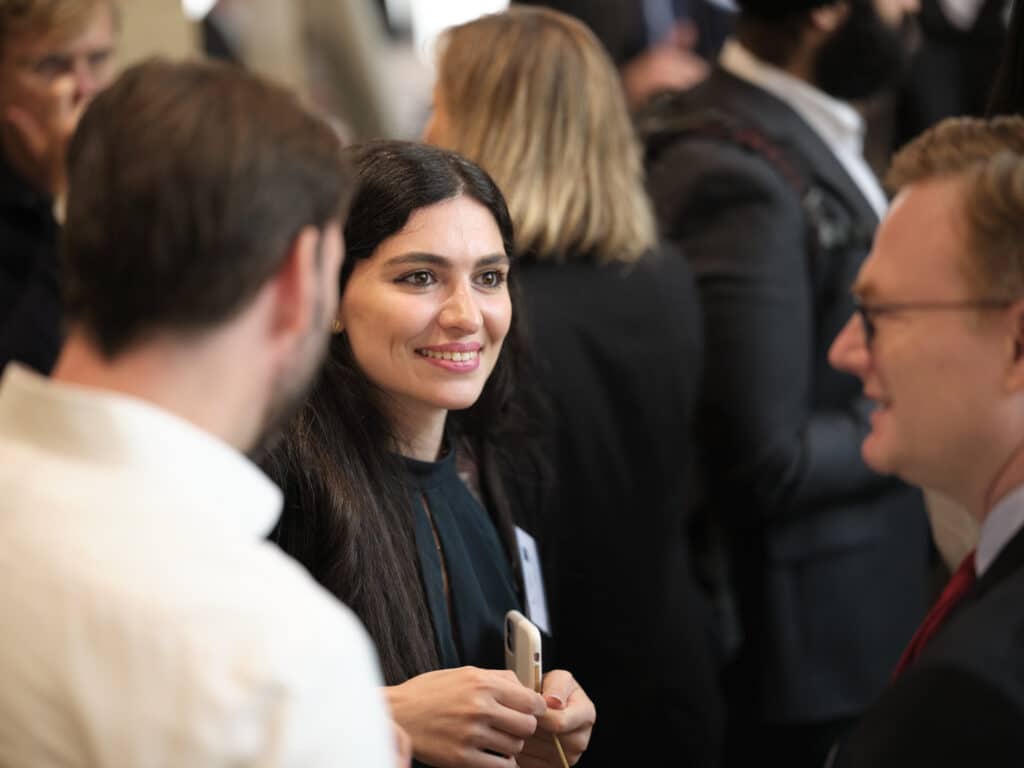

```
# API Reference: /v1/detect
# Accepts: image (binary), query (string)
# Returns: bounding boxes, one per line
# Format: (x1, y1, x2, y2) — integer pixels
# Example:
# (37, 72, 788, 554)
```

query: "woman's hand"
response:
(385, 666, 547, 767)
(517, 671, 595, 768)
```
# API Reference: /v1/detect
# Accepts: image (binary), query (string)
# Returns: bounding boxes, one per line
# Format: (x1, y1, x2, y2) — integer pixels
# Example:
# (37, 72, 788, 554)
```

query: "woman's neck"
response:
(389, 398, 449, 462)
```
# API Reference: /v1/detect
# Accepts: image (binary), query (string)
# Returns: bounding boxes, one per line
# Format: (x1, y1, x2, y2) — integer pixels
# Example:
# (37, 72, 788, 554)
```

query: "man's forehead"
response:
(3, 2, 115, 57)
(853, 179, 971, 299)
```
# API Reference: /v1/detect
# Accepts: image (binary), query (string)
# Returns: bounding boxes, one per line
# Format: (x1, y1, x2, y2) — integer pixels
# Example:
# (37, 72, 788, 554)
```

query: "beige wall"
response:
(117, 1, 199, 66)
(238, 0, 307, 93)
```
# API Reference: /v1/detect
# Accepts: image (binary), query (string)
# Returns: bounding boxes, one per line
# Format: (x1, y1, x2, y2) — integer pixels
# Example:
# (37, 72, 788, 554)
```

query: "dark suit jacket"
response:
(643, 67, 932, 724)
(0, 151, 61, 375)
(834, 521, 1024, 767)
(518, 251, 724, 768)
(896, 0, 1006, 146)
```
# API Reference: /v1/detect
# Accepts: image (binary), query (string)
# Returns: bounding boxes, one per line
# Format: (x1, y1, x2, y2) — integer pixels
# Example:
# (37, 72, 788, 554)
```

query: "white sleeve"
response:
(276, 606, 393, 768)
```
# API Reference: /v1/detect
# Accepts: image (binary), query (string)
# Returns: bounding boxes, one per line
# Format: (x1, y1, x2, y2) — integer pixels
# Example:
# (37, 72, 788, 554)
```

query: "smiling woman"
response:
(264, 141, 594, 768)
(339, 194, 512, 453)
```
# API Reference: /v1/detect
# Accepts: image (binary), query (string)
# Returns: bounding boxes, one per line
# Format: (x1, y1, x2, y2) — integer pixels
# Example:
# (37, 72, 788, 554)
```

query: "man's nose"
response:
(72, 57, 101, 101)
(828, 313, 870, 377)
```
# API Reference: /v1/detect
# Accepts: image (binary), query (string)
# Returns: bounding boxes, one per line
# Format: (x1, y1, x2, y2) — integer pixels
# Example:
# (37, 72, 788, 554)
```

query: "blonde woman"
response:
(426, 8, 725, 768)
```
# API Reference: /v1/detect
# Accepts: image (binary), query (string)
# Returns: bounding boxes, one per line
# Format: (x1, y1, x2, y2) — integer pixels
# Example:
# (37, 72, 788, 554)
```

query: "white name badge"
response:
(514, 526, 551, 636)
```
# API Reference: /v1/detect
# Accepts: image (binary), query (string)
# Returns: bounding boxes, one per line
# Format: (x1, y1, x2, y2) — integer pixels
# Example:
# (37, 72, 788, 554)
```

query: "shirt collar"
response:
(0, 364, 282, 539)
(976, 484, 1024, 576)
(718, 39, 867, 156)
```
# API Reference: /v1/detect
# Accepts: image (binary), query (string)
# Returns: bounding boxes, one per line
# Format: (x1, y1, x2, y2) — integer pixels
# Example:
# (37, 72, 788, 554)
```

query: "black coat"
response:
(834, 520, 1024, 767)
(643, 67, 932, 724)
(0, 151, 61, 375)
(518, 250, 724, 768)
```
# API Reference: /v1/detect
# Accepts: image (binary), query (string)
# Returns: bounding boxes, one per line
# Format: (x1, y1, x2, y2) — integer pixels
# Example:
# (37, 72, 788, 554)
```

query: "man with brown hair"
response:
(828, 115, 1024, 768)
(0, 57, 398, 766)
(0, 0, 117, 374)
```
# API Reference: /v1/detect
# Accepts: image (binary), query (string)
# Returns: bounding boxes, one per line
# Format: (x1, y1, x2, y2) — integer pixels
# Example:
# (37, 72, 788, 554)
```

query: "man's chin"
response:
(861, 434, 897, 477)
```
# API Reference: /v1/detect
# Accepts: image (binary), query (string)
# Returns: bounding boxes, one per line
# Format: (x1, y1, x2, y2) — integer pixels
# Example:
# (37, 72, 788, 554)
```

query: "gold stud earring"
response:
(333, 320, 343, 333)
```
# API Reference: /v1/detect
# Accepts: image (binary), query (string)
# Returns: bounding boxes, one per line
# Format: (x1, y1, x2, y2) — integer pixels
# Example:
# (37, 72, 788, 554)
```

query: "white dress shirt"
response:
(0, 365, 393, 767)
(976, 484, 1024, 577)
(719, 39, 889, 220)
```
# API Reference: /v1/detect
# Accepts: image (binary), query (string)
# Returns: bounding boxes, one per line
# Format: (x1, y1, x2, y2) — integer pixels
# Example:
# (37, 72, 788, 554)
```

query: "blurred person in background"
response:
(987, 0, 1024, 114)
(0, 57, 401, 767)
(267, 140, 595, 768)
(640, 1, 930, 766)
(893, 0, 1008, 147)
(515, 0, 735, 107)
(0, 0, 118, 375)
(425, 8, 725, 766)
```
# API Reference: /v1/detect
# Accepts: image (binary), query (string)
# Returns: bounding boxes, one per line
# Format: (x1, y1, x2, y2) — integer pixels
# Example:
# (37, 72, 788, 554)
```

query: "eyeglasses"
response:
(853, 299, 1015, 346)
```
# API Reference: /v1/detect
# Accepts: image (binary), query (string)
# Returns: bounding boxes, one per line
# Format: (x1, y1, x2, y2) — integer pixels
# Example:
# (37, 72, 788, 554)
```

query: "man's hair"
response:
(0, 0, 117, 55)
(63, 57, 353, 358)
(735, 13, 807, 68)
(434, 7, 656, 264)
(887, 116, 1024, 300)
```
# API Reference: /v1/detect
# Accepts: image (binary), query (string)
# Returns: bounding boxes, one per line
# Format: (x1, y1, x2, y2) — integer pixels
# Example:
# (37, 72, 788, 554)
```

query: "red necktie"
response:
(892, 549, 977, 679)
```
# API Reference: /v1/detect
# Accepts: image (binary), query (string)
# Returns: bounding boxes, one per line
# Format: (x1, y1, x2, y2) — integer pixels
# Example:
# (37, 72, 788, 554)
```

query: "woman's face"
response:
(339, 194, 512, 426)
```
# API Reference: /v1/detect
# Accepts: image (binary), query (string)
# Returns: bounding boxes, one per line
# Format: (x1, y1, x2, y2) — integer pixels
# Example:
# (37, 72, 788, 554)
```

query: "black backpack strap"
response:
(639, 98, 859, 324)
(641, 104, 809, 197)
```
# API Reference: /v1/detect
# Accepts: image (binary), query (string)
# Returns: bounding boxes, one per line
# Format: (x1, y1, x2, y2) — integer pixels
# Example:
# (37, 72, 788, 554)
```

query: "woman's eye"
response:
(398, 270, 435, 287)
(476, 270, 507, 289)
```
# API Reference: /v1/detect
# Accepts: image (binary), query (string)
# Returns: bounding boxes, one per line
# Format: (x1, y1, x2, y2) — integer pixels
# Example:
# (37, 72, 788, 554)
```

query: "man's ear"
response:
(268, 225, 321, 341)
(808, 1, 852, 33)
(1005, 300, 1024, 393)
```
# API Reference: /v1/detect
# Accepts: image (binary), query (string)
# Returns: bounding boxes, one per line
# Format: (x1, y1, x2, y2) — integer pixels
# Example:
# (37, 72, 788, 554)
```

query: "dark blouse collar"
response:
(401, 444, 458, 491)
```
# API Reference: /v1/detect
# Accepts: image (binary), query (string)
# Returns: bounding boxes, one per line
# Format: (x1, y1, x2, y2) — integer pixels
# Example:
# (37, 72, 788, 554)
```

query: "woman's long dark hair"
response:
(264, 141, 532, 684)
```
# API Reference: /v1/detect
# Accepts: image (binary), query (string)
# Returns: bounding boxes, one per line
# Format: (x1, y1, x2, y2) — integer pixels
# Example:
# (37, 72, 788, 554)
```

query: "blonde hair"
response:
(433, 7, 657, 265)
(887, 116, 1024, 299)
(0, 0, 116, 54)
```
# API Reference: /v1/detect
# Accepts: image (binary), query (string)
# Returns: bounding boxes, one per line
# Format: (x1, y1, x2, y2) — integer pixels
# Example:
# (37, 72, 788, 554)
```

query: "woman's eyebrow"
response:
(384, 252, 450, 268)
(384, 252, 510, 268)
(476, 254, 510, 267)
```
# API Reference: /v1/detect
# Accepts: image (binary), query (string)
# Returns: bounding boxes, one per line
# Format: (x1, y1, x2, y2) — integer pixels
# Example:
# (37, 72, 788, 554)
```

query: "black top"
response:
(404, 448, 520, 671)
(518, 250, 725, 768)
(0, 150, 62, 375)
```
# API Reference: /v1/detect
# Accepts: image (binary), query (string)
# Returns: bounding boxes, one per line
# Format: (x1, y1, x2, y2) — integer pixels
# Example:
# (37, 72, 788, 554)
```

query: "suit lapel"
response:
(973, 525, 1024, 602)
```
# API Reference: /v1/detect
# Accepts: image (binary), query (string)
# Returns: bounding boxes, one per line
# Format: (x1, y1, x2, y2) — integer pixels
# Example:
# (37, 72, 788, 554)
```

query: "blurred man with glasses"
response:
(0, 0, 118, 375)
(829, 115, 1024, 767)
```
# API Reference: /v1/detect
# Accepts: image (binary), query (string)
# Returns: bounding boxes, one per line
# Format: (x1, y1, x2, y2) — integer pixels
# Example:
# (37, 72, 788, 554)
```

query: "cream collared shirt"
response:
(0, 365, 393, 767)
(976, 484, 1024, 576)
(719, 39, 889, 220)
